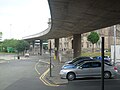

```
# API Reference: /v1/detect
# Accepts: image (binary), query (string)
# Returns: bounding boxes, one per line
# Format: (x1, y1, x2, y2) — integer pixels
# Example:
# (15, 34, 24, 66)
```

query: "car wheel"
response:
(104, 71, 111, 79)
(67, 72, 75, 81)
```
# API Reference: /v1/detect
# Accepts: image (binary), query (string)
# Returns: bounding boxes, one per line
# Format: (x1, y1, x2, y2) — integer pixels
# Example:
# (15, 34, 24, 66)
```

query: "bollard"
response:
(17, 56, 20, 59)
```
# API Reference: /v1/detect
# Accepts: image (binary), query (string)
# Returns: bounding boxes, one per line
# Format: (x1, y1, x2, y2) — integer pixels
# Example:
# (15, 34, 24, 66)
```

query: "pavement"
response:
(45, 60, 68, 85)
(0, 53, 28, 60)
(38, 53, 69, 85)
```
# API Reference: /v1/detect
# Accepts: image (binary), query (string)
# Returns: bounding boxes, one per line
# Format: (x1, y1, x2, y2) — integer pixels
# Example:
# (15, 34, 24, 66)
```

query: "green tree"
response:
(87, 32, 100, 52)
(1, 39, 18, 52)
(0, 32, 2, 36)
(1, 39, 29, 53)
(16, 40, 30, 53)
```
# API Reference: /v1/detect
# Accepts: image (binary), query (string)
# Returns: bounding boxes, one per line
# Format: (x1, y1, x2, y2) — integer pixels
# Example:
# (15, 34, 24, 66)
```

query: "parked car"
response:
(24, 53, 29, 57)
(104, 55, 111, 61)
(62, 56, 93, 70)
(62, 58, 94, 69)
(93, 55, 111, 62)
(60, 60, 118, 81)
(65, 56, 93, 65)
(115, 62, 120, 73)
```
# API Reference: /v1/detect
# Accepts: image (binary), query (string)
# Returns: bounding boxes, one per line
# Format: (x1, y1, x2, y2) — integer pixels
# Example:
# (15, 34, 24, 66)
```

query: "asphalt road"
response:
(0, 55, 65, 90)
(0, 56, 48, 90)
(65, 78, 120, 90)
(1, 55, 120, 90)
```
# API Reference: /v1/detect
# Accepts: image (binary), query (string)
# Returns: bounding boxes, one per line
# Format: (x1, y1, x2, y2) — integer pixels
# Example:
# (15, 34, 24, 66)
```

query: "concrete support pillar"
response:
(40, 40, 43, 55)
(55, 38, 59, 60)
(32, 40, 35, 54)
(26, 41, 30, 53)
(73, 34, 81, 58)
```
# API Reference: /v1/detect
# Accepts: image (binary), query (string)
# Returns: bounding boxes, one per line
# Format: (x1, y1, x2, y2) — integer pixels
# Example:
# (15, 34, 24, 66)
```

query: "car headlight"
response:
(60, 70, 67, 74)
(60, 70, 64, 73)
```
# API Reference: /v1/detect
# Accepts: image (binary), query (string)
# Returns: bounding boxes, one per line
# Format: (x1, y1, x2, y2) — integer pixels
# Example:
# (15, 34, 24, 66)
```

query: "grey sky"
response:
(0, 0, 51, 40)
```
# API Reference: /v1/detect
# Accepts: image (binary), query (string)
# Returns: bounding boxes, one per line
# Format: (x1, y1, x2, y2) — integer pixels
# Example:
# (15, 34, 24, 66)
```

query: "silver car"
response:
(60, 60, 118, 81)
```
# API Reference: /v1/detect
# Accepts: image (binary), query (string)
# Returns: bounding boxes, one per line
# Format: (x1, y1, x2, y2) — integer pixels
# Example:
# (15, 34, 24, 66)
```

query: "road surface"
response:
(0, 55, 120, 90)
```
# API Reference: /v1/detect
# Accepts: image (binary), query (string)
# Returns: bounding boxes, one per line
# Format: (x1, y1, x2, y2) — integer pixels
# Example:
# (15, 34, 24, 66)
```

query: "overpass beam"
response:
(55, 38, 59, 60)
(73, 34, 81, 58)
(40, 40, 43, 55)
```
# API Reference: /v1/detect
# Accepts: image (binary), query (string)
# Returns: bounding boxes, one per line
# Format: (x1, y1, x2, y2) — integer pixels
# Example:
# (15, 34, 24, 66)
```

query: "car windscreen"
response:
(70, 57, 91, 64)
(69, 57, 82, 64)
(73, 59, 94, 65)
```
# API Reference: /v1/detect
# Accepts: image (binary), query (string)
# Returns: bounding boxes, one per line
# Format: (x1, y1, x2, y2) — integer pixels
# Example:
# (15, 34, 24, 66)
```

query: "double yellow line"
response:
(35, 60, 59, 87)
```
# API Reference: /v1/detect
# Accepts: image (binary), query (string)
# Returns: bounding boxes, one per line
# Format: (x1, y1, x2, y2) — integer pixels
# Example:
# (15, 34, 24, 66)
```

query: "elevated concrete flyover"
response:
(23, 0, 120, 57)
(23, 0, 120, 40)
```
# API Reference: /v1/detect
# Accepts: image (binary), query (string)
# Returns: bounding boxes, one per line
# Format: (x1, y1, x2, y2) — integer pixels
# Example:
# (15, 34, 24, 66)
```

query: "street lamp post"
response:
(49, 40, 52, 77)
(101, 37, 105, 90)
(10, 24, 12, 39)
(113, 25, 116, 66)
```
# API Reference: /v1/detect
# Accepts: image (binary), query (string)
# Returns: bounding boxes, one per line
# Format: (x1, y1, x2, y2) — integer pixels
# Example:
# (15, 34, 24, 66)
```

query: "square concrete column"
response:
(32, 40, 35, 55)
(40, 40, 43, 55)
(73, 34, 81, 58)
(55, 38, 59, 60)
